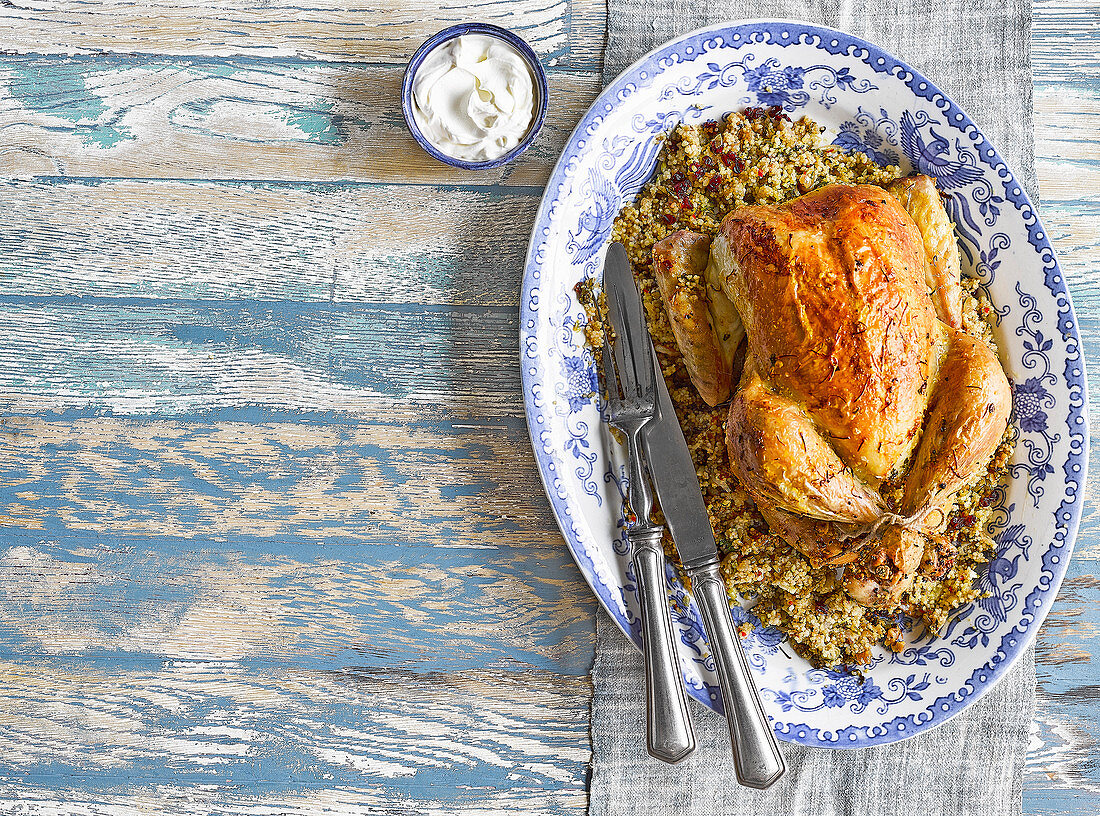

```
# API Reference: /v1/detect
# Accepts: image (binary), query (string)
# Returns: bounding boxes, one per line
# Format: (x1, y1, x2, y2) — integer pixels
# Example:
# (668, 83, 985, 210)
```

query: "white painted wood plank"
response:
(1036, 574, 1100, 666)
(0, 789, 586, 816)
(1035, 87, 1100, 166)
(0, 0, 603, 68)
(0, 180, 536, 306)
(1034, 85, 1100, 208)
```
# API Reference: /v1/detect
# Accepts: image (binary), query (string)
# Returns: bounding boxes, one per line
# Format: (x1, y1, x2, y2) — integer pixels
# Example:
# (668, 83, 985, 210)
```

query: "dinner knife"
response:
(642, 326, 786, 788)
(603, 242, 697, 765)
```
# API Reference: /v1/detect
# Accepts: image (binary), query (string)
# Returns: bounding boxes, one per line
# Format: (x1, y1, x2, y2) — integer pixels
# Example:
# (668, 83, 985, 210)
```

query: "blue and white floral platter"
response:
(520, 21, 1087, 747)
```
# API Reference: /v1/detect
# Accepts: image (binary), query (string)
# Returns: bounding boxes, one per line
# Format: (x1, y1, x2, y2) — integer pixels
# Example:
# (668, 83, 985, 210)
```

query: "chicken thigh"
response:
(652, 180, 1011, 608)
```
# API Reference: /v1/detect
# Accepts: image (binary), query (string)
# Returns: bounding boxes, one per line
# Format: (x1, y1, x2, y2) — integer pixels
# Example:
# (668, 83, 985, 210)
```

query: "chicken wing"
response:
(652, 230, 742, 406)
(887, 175, 964, 329)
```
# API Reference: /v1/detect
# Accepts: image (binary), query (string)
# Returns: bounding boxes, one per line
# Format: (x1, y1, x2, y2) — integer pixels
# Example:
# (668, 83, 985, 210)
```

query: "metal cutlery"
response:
(645, 344, 785, 788)
(603, 240, 785, 788)
(602, 242, 696, 765)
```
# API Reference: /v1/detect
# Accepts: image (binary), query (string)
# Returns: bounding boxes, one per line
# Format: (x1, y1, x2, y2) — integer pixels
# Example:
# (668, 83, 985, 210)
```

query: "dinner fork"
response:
(602, 327, 697, 764)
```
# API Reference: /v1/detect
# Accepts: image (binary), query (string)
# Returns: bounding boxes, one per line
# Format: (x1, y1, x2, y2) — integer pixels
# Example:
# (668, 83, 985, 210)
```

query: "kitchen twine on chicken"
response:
(852, 506, 943, 540)
(591, 0, 1036, 814)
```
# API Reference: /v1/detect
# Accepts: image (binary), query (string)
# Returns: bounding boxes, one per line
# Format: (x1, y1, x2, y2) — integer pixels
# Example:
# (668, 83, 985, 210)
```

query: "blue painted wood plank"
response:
(0, 415, 555, 544)
(0, 180, 537, 307)
(0, 658, 591, 811)
(0, 535, 593, 674)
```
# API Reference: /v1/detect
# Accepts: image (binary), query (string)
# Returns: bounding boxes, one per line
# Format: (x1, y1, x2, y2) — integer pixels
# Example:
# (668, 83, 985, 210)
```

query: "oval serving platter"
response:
(520, 21, 1087, 747)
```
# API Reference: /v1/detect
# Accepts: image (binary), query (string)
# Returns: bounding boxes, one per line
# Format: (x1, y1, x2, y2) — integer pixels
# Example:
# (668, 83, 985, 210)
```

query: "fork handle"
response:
(690, 561, 785, 789)
(630, 525, 696, 764)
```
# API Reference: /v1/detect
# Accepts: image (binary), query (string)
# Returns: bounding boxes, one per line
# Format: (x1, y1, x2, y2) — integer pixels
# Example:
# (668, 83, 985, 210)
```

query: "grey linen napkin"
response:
(592, 2, 1037, 814)
(593, 613, 1034, 815)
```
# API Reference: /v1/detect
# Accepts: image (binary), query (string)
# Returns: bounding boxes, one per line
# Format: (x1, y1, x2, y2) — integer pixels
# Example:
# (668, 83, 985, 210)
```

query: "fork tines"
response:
(601, 323, 657, 425)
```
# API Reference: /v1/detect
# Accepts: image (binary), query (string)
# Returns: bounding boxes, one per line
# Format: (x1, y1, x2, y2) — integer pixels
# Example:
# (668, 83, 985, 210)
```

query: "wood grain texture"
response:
(0, 0, 604, 68)
(0, 659, 591, 811)
(0, 180, 534, 305)
(1032, 0, 1099, 87)
(0, 301, 523, 418)
(0, 537, 591, 672)
(0, 417, 560, 551)
(0, 0, 1094, 811)
(0, 58, 601, 186)
(1026, 688, 1100, 814)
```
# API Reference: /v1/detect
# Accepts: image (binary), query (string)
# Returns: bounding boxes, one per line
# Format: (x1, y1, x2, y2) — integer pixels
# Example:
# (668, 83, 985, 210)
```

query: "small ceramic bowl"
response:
(402, 23, 549, 170)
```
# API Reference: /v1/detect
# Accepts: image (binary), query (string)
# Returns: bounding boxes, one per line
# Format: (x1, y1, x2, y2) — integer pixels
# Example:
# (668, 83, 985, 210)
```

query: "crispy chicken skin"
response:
(725, 360, 885, 525)
(658, 179, 1011, 608)
(717, 184, 943, 486)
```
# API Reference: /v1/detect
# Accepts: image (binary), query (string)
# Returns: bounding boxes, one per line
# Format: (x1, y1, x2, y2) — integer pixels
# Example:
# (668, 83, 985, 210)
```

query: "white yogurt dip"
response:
(411, 34, 536, 162)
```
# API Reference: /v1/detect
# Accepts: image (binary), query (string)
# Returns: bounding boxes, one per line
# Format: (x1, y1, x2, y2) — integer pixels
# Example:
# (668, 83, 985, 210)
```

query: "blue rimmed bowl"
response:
(520, 20, 1087, 747)
(402, 23, 549, 171)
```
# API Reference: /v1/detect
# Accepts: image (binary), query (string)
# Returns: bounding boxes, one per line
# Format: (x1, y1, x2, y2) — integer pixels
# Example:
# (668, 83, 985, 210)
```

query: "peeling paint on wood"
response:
(0, 0, 604, 69)
(0, 181, 536, 306)
(0, 0, 1095, 811)
(0, 58, 602, 186)
(0, 660, 591, 810)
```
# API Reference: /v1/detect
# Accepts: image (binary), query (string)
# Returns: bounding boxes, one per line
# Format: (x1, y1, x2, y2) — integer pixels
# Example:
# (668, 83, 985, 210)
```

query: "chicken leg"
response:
(842, 329, 1011, 605)
(725, 358, 885, 567)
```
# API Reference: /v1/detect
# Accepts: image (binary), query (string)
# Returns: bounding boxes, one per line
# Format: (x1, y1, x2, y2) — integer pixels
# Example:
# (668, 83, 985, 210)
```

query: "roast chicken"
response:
(652, 177, 1011, 608)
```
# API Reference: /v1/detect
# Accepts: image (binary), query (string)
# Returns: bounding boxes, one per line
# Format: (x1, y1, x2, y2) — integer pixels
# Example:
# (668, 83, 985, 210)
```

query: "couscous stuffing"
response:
(584, 106, 1015, 667)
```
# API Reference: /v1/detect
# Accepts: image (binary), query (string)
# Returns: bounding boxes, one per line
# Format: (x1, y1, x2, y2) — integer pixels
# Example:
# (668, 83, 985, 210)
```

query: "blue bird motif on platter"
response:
(899, 111, 984, 189)
(566, 167, 620, 264)
(975, 538, 1025, 626)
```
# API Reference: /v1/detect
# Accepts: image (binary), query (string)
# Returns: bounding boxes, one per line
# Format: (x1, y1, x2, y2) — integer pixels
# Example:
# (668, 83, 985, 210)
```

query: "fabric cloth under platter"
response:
(591, 1, 1036, 813)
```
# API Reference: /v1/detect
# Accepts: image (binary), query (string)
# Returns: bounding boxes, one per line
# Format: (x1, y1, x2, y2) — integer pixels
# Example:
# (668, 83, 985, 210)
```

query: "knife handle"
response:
(630, 525, 696, 764)
(691, 562, 785, 789)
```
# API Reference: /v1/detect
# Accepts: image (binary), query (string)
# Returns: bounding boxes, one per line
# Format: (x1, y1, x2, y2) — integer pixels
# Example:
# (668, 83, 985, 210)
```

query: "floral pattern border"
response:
(520, 22, 1087, 747)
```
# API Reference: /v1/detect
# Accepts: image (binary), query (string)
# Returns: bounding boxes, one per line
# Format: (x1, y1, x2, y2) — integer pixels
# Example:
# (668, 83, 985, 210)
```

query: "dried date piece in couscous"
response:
(604, 107, 1016, 668)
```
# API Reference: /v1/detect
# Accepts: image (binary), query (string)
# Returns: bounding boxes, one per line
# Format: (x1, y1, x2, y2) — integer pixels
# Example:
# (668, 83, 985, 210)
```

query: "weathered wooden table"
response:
(0, 0, 1094, 812)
